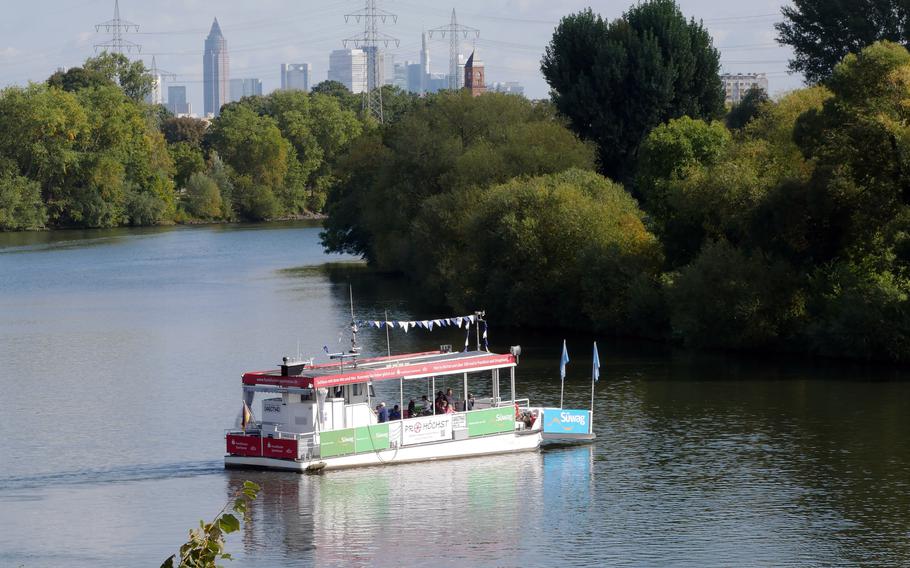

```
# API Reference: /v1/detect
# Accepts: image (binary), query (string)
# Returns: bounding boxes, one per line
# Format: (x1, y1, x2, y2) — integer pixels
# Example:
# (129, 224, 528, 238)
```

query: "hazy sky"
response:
(0, 0, 800, 113)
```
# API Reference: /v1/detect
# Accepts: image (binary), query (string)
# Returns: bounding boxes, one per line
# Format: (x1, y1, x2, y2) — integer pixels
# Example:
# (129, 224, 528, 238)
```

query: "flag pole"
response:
(559, 339, 569, 409)
(590, 341, 599, 418)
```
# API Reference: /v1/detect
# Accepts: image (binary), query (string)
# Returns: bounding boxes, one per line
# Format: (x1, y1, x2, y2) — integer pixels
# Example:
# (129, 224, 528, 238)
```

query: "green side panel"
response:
(467, 407, 515, 437)
(319, 428, 356, 457)
(354, 424, 390, 453)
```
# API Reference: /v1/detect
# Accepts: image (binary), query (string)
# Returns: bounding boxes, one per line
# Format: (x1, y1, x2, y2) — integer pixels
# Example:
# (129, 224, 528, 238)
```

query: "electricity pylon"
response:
(344, 0, 399, 123)
(428, 9, 479, 90)
(95, 0, 141, 55)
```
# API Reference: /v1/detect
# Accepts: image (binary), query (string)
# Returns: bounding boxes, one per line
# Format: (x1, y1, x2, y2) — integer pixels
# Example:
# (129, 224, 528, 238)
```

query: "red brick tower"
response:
(464, 50, 486, 97)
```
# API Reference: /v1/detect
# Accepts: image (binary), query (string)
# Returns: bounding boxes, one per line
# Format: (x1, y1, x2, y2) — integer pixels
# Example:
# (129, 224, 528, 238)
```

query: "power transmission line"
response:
(428, 10, 479, 90)
(94, 0, 141, 55)
(344, 0, 399, 123)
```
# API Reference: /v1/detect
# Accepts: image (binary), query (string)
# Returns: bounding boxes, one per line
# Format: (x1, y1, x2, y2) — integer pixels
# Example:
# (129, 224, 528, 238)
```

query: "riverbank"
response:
(0, 211, 327, 233)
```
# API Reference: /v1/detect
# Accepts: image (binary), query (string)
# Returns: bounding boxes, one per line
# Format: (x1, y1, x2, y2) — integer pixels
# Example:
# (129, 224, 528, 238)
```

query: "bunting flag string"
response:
(354, 314, 479, 331)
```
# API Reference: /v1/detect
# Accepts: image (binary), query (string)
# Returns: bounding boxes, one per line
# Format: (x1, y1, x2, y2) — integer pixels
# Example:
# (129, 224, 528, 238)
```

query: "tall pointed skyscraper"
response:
(203, 18, 229, 117)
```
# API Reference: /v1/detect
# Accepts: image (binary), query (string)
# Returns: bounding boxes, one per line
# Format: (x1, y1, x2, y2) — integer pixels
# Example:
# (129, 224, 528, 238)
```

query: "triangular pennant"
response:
(455, 317, 463, 328)
(428, 320, 435, 331)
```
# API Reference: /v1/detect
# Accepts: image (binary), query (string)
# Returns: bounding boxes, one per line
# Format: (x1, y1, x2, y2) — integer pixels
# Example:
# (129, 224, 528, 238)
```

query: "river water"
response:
(1, 221, 908, 567)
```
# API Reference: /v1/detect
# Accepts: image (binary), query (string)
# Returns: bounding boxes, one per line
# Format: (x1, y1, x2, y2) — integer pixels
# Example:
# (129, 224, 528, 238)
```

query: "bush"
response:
(185, 173, 223, 220)
(0, 172, 46, 230)
(449, 169, 663, 332)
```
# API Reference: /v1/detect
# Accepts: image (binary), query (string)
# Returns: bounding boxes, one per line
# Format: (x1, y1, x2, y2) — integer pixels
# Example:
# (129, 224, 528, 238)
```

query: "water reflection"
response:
(226, 448, 574, 567)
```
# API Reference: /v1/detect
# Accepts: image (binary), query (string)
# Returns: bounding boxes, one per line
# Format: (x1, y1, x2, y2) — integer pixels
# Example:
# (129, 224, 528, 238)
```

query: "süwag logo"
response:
(560, 411, 586, 426)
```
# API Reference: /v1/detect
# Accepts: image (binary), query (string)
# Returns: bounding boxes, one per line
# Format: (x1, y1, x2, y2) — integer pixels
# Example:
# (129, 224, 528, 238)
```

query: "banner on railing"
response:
(467, 407, 515, 437)
(543, 408, 591, 435)
(401, 414, 453, 445)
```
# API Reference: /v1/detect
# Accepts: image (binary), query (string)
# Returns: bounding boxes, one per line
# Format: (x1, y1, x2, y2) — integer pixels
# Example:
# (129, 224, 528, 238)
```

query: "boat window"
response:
(369, 383, 375, 398)
(352, 383, 362, 396)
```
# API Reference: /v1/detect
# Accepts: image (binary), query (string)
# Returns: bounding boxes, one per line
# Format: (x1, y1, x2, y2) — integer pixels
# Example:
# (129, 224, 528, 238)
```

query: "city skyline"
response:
(0, 0, 801, 114)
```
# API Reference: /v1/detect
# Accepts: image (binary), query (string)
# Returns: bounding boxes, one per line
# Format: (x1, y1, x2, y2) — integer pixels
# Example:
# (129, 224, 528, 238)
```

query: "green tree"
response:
(322, 91, 596, 273)
(161, 480, 260, 568)
(161, 116, 209, 146)
(776, 0, 910, 84)
(84, 52, 154, 102)
(449, 169, 663, 332)
(541, 1, 724, 181)
(184, 172, 223, 219)
(206, 104, 290, 220)
(47, 66, 113, 93)
(169, 142, 206, 189)
(0, 171, 47, 230)
(726, 86, 770, 129)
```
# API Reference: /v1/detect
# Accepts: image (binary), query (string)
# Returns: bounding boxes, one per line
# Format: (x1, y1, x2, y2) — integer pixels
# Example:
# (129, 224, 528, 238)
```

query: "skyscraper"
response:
(203, 18, 229, 117)
(328, 49, 367, 94)
(167, 86, 190, 115)
(281, 63, 312, 91)
(229, 78, 263, 102)
(419, 31, 430, 93)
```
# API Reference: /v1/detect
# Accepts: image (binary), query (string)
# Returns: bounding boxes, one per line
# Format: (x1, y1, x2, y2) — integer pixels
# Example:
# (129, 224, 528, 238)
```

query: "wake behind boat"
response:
(224, 312, 595, 472)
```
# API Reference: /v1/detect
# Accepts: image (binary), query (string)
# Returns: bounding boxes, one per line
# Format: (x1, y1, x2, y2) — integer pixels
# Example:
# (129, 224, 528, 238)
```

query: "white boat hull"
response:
(225, 430, 542, 472)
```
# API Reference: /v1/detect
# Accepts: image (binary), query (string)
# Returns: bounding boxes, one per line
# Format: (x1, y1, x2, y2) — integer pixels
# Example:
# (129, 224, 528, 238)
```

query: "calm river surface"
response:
(1, 221, 909, 567)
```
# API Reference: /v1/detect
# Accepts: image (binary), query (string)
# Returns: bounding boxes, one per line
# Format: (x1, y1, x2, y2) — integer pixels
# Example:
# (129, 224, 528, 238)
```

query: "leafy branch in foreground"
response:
(161, 480, 260, 568)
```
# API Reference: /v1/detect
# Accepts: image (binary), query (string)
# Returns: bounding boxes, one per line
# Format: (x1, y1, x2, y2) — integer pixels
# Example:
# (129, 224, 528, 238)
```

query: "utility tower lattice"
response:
(95, 0, 141, 55)
(148, 55, 176, 103)
(428, 10, 479, 90)
(343, 0, 399, 124)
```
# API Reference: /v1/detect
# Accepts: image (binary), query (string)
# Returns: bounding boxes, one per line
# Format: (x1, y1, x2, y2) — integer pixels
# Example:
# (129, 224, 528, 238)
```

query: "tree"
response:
(169, 142, 206, 189)
(726, 86, 770, 129)
(184, 172, 223, 219)
(449, 169, 664, 331)
(47, 66, 113, 93)
(206, 104, 290, 220)
(83, 52, 154, 102)
(541, 1, 724, 181)
(0, 171, 47, 230)
(776, 0, 910, 84)
(321, 91, 596, 273)
(161, 480, 260, 568)
(161, 116, 209, 146)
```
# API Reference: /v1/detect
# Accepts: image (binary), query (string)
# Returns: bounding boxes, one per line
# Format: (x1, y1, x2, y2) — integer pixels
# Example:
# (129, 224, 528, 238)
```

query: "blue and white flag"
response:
(560, 340, 569, 380)
(592, 341, 600, 382)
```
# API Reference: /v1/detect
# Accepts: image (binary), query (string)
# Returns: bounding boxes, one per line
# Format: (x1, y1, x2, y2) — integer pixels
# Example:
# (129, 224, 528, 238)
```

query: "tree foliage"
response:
(321, 91, 596, 274)
(726, 86, 770, 130)
(776, 0, 910, 84)
(161, 480, 260, 568)
(541, 1, 724, 181)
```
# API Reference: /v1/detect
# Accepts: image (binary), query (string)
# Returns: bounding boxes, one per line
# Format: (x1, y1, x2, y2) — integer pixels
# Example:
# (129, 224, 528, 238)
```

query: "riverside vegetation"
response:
(4, 0, 910, 362)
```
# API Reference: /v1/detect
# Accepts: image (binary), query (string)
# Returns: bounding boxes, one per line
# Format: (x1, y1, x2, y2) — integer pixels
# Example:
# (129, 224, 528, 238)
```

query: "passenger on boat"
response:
(435, 391, 445, 414)
(420, 395, 433, 416)
(390, 404, 401, 420)
(407, 399, 416, 418)
(467, 393, 475, 411)
(377, 402, 389, 423)
(443, 400, 455, 414)
(445, 388, 455, 407)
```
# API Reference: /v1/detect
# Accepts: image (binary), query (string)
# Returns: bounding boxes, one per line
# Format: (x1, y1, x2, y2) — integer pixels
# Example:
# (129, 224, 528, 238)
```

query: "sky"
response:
(0, 0, 801, 113)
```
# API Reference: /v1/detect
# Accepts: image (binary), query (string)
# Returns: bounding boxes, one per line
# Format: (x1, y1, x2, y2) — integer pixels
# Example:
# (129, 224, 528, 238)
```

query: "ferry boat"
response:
(224, 315, 595, 472)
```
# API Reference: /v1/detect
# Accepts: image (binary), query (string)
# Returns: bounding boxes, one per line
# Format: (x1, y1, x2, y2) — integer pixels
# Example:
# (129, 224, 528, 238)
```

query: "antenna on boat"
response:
(384, 309, 392, 357)
(348, 285, 361, 362)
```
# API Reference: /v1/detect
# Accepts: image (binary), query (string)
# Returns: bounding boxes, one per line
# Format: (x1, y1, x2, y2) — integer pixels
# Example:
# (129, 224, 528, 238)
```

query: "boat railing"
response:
(496, 398, 530, 409)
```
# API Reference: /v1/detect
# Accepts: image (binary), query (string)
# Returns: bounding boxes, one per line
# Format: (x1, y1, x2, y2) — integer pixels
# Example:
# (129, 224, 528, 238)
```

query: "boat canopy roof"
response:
(242, 350, 516, 390)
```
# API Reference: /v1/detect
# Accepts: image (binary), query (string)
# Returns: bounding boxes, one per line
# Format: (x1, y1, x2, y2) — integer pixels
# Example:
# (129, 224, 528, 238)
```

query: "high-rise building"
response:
(406, 62, 423, 93)
(166, 85, 191, 115)
(464, 50, 485, 97)
(328, 49, 367, 94)
(419, 31, 430, 94)
(281, 63, 312, 91)
(229, 78, 262, 102)
(203, 18, 229, 117)
(721, 72, 768, 105)
(392, 62, 409, 90)
(491, 81, 525, 96)
(361, 46, 385, 89)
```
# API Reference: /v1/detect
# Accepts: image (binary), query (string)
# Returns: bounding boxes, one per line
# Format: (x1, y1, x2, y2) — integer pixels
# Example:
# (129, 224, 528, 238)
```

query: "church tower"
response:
(463, 50, 485, 97)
